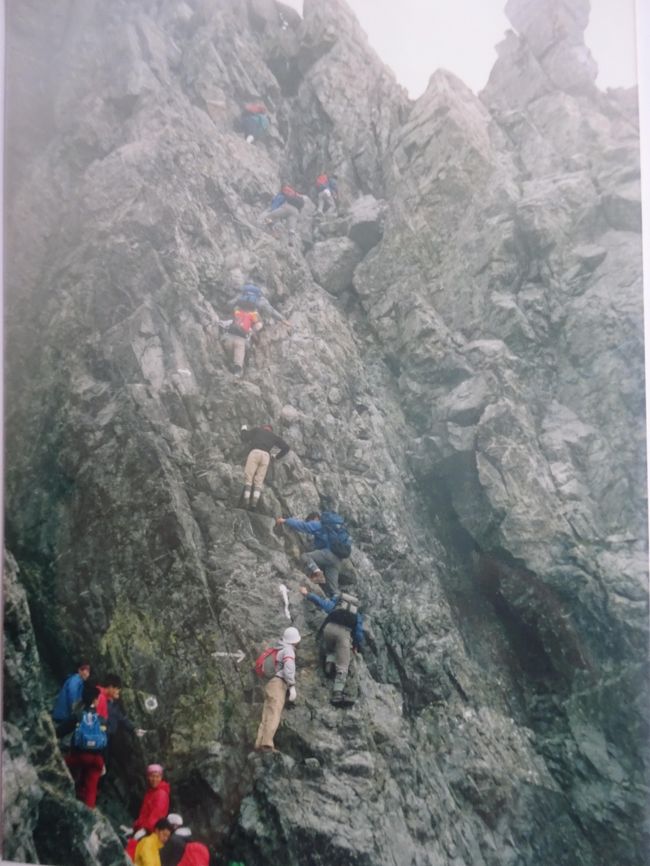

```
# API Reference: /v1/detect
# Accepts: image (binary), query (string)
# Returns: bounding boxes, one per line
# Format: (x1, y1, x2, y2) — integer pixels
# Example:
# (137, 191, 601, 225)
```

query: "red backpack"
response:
(255, 647, 280, 679)
(229, 309, 259, 337)
(280, 184, 299, 199)
(316, 174, 328, 190)
(244, 102, 267, 114)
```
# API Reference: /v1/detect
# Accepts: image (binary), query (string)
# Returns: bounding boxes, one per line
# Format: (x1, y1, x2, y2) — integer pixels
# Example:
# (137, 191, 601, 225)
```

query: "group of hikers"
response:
(48, 94, 363, 862)
(51, 667, 218, 865)
(254, 508, 374, 751)
(241, 99, 340, 245)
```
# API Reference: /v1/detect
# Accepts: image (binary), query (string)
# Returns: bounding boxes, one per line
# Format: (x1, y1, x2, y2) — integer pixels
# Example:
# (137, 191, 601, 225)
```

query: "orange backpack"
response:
(229, 309, 260, 337)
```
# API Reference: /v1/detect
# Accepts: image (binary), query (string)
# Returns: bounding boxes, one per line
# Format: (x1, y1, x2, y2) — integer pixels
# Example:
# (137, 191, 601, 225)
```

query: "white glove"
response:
(119, 824, 133, 836)
(288, 686, 297, 702)
(134, 829, 146, 841)
(135, 728, 147, 738)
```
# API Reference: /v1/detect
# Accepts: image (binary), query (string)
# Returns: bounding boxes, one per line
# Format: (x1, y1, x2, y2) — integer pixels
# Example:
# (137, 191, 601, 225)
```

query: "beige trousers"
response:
(255, 676, 287, 748)
(243, 449, 271, 488)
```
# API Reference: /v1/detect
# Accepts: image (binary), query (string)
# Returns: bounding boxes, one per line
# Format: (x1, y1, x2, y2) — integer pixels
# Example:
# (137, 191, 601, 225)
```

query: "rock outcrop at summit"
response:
(4, 1, 647, 865)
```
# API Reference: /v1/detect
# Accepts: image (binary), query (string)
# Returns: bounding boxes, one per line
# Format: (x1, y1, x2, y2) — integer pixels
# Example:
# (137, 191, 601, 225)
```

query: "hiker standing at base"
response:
(241, 100, 270, 143)
(133, 764, 171, 835)
(300, 588, 365, 706)
(254, 627, 301, 752)
(275, 510, 352, 597)
(160, 814, 192, 866)
(240, 424, 290, 510)
(52, 660, 91, 737)
(125, 764, 171, 859)
(222, 283, 290, 376)
(64, 683, 107, 808)
(264, 184, 306, 244)
(134, 818, 173, 866)
(315, 173, 339, 214)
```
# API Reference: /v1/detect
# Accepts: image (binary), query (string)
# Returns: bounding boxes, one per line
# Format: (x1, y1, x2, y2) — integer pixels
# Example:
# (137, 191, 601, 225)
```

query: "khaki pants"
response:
(244, 449, 270, 488)
(255, 676, 287, 748)
(223, 333, 247, 367)
(266, 202, 299, 232)
(323, 622, 352, 682)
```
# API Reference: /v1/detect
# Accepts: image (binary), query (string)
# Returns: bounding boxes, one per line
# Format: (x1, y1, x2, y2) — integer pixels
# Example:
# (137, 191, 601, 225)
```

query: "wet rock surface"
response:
(4, 1, 647, 865)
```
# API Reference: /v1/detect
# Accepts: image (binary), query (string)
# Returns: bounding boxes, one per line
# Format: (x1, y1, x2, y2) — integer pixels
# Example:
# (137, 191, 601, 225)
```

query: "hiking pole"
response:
(279, 583, 292, 620)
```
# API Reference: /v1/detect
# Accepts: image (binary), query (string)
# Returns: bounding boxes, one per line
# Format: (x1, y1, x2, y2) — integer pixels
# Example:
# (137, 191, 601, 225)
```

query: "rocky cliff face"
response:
(4, 1, 647, 865)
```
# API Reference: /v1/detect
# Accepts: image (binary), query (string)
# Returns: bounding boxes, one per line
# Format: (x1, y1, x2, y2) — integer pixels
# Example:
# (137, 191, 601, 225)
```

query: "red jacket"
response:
(133, 780, 171, 832)
(178, 842, 210, 866)
(96, 686, 109, 719)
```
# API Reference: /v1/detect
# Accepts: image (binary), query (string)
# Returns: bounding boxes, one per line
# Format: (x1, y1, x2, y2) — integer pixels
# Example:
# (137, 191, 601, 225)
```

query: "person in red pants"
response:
(64, 684, 107, 808)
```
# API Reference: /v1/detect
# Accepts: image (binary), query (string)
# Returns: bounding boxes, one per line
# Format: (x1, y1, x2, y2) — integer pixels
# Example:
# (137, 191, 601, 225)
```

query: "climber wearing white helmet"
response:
(254, 626, 301, 753)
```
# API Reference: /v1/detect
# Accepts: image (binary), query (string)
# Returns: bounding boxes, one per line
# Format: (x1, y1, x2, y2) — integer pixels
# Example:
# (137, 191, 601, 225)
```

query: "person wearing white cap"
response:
(161, 813, 192, 866)
(254, 626, 301, 752)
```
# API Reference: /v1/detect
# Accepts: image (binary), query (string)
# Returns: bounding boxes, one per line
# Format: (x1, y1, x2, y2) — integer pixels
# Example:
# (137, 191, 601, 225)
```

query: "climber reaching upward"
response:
(276, 510, 352, 596)
(239, 424, 290, 510)
(221, 283, 290, 376)
(300, 587, 367, 706)
(254, 627, 301, 752)
(226, 283, 291, 328)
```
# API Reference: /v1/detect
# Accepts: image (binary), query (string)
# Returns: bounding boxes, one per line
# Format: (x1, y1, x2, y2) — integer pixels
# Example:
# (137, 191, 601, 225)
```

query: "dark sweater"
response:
(241, 427, 289, 459)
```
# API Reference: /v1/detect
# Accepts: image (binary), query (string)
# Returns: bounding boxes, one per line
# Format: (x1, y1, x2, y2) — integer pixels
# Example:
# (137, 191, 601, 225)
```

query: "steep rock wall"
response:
(4, 1, 647, 864)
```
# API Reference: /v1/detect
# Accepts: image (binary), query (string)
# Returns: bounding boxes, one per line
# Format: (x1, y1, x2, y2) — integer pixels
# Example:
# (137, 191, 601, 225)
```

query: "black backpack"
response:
(326, 593, 361, 630)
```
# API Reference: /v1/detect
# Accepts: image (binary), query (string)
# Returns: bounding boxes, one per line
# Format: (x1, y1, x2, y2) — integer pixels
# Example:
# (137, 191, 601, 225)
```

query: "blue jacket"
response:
(270, 193, 286, 211)
(306, 593, 365, 649)
(284, 518, 329, 550)
(52, 673, 85, 721)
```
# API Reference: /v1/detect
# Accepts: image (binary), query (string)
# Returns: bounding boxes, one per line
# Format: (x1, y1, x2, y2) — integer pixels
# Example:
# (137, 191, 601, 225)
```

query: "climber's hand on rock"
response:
(288, 686, 297, 702)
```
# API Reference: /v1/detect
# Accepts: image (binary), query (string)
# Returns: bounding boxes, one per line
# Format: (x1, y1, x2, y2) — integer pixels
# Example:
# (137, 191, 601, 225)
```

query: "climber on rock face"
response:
(276, 510, 352, 597)
(226, 283, 291, 329)
(222, 283, 290, 376)
(300, 587, 366, 705)
(241, 100, 270, 144)
(51, 659, 91, 737)
(254, 626, 300, 752)
(134, 818, 173, 866)
(264, 184, 306, 245)
(315, 173, 339, 215)
(239, 423, 290, 510)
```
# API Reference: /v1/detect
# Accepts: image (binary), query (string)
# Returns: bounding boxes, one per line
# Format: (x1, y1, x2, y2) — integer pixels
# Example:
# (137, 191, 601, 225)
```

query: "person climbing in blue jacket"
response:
(51, 660, 91, 737)
(275, 510, 352, 597)
(300, 587, 364, 705)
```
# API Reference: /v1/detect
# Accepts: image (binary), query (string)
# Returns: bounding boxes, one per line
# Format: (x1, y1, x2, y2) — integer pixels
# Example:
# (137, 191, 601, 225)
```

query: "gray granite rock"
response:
(4, 0, 646, 864)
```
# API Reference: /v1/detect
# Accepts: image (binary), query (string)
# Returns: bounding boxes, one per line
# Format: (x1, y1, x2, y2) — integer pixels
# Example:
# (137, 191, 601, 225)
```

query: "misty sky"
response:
(280, 0, 638, 97)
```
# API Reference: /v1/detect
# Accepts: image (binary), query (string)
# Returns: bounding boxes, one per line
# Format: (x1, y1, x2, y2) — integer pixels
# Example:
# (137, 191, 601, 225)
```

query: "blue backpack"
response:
(73, 711, 107, 751)
(238, 284, 263, 308)
(321, 511, 352, 559)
